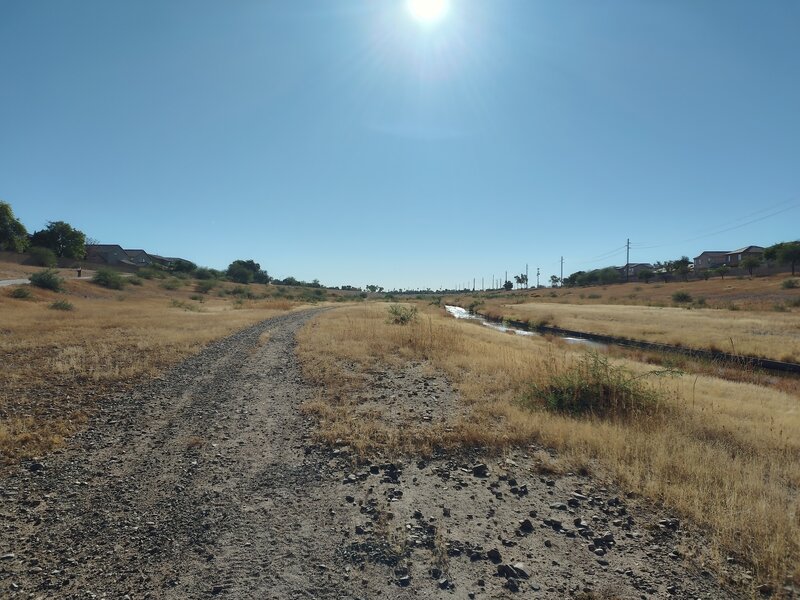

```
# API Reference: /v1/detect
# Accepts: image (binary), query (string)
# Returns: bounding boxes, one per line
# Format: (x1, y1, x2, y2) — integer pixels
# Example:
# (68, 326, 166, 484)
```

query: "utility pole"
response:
(505, 270, 507, 287)
(481, 277, 484, 291)
(536, 267, 540, 288)
(473, 278, 475, 291)
(526, 263, 529, 289)
(560, 256, 564, 287)
(626, 238, 631, 283)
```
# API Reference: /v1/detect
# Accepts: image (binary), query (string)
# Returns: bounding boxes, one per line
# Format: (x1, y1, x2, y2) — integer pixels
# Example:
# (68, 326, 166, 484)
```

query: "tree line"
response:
(561, 243, 800, 288)
(0, 200, 334, 287)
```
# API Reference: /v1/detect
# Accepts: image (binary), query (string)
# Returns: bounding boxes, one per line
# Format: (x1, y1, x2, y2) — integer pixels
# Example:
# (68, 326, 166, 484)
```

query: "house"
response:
(693, 251, 729, 271)
(694, 246, 764, 270)
(149, 254, 178, 268)
(616, 263, 654, 279)
(85, 244, 193, 271)
(123, 249, 154, 267)
(725, 246, 764, 267)
(85, 244, 138, 267)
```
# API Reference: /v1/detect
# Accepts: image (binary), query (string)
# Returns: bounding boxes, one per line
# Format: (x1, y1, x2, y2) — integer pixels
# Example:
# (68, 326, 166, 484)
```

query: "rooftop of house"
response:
(86, 244, 124, 249)
(727, 246, 764, 254)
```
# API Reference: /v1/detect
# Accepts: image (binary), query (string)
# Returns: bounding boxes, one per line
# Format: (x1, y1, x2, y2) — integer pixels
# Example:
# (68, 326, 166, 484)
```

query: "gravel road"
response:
(0, 310, 751, 599)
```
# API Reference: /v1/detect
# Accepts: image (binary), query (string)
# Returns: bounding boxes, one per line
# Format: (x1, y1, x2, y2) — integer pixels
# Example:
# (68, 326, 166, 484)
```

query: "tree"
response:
(172, 258, 197, 273)
(226, 259, 270, 284)
(713, 265, 729, 280)
(576, 270, 599, 286)
(740, 256, 761, 279)
(28, 246, 57, 267)
(637, 269, 654, 284)
(513, 274, 522, 289)
(0, 201, 29, 252)
(673, 256, 691, 282)
(549, 275, 560, 287)
(227, 263, 253, 284)
(776, 242, 800, 276)
(30, 221, 86, 259)
(563, 271, 585, 287)
(366, 284, 384, 293)
(503, 280, 513, 291)
(597, 267, 621, 285)
(654, 261, 674, 283)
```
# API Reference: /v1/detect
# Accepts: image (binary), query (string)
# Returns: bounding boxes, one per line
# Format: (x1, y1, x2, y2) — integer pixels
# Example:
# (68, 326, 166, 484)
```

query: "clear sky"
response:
(2, 0, 798, 290)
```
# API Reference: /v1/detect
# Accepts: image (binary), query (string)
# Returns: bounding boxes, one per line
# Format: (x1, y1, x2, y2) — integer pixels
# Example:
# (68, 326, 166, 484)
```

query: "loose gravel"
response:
(0, 310, 752, 599)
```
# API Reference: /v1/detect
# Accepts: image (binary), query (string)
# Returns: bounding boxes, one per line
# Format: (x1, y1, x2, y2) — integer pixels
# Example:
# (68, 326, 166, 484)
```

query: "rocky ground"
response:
(0, 310, 770, 598)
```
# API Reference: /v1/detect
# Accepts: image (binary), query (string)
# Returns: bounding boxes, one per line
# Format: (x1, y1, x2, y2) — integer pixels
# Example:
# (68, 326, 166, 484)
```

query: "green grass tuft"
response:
(523, 352, 676, 420)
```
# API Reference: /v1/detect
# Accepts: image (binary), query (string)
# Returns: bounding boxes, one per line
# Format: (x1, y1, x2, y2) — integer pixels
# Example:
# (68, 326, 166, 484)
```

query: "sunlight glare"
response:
(407, 0, 450, 25)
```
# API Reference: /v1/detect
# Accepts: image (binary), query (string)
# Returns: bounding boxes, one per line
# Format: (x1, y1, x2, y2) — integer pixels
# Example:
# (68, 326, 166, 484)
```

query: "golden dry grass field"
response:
(446, 275, 800, 363)
(297, 302, 800, 589)
(495, 273, 800, 311)
(0, 269, 322, 463)
(480, 302, 800, 363)
(0, 250, 99, 281)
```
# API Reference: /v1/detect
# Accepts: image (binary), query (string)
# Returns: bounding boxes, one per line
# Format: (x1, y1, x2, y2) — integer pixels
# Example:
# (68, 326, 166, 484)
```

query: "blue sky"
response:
(2, 1, 798, 290)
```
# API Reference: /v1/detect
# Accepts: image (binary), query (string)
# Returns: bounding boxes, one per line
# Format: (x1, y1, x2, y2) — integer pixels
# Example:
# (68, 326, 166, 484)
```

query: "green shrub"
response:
(189, 294, 205, 302)
(30, 269, 63, 291)
(781, 279, 799, 290)
(170, 299, 200, 312)
(672, 291, 693, 303)
(523, 352, 674, 419)
(28, 246, 57, 267)
(194, 267, 215, 280)
(196, 280, 218, 294)
(9, 286, 32, 299)
(50, 300, 74, 311)
(127, 276, 143, 286)
(92, 268, 127, 290)
(160, 278, 182, 290)
(138, 267, 167, 280)
(387, 304, 418, 325)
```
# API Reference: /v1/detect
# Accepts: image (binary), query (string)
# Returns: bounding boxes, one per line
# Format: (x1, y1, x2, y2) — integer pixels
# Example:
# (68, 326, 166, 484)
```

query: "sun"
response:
(407, 0, 450, 25)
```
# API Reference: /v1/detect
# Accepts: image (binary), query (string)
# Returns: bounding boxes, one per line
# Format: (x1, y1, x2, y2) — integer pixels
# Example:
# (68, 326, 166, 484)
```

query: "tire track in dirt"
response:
(1, 308, 753, 599)
(1, 309, 354, 598)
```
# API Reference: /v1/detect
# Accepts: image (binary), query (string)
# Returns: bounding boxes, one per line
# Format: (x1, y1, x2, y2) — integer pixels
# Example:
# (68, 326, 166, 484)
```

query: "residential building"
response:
(85, 244, 137, 266)
(123, 249, 154, 266)
(693, 251, 729, 271)
(725, 246, 764, 267)
(617, 263, 654, 279)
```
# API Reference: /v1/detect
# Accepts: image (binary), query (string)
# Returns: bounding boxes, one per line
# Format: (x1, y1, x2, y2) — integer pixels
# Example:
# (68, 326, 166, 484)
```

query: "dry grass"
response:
(487, 274, 800, 311)
(0, 276, 306, 462)
(471, 301, 800, 363)
(297, 303, 800, 587)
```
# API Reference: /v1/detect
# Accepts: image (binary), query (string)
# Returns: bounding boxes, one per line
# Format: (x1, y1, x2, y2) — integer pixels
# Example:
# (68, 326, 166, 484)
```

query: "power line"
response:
(631, 195, 800, 250)
(569, 244, 628, 265)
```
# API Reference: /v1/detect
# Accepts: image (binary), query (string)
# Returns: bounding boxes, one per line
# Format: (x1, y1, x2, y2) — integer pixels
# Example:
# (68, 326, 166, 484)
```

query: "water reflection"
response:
(444, 305, 604, 348)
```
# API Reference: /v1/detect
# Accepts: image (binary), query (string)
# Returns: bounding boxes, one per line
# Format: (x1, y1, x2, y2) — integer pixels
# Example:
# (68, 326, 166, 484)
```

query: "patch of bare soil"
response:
(349, 362, 467, 429)
(0, 311, 765, 598)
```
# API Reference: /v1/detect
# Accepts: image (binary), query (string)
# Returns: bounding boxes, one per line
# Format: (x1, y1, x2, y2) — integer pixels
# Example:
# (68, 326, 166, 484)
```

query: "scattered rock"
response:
(471, 463, 489, 477)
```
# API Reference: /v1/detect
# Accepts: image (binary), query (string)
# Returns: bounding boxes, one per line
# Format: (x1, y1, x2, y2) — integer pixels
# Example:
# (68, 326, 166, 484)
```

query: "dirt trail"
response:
(0, 310, 749, 599)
